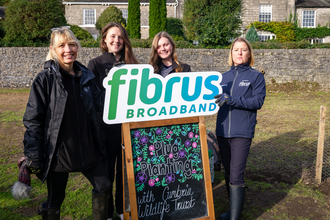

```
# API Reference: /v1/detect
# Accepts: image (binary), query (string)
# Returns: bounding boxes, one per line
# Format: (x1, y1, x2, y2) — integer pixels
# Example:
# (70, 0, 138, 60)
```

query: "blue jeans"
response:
(217, 136, 252, 185)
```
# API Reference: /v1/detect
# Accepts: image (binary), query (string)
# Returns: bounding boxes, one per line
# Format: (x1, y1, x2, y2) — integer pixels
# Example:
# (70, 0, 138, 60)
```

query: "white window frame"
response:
(258, 34, 276, 42)
(121, 9, 128, 22)
(310, 38, 324, 44)
(302, 10, 315, 28)
(83, 9, 96, 27)
(259, 5, 272, 23)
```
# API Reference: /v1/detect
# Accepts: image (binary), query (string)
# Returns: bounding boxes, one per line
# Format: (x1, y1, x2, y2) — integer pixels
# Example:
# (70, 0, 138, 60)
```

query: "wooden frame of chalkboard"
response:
(122, 116, 215, 220)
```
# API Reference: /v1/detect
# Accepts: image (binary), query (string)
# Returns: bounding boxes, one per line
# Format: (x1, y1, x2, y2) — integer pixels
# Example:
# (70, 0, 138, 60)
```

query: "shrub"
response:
(245, 26, 259, 42)
(249, 21, 296, 42)
(149, 0, 167, 38)
(167, 18, 185, 39)
(69, 25, 94, 41)
(296, 26, 330, 41)
(127, 0, 140, 38)
(95, 6, 126, 32)
(2, 0, 66, 45)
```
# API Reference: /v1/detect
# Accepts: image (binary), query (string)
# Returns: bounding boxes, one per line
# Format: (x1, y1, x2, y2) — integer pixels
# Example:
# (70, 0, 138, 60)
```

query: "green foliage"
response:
(95, 5, 126, 32)
(149, 0, 167, 39)
(69, 25, 93, 41)
(127, 0, 141, 38)
(166, 17, 185, 39)
(296, 26, 330, 41)
(80, 39, 100, 48)
(2, 0, 66, 46)
(249, 21, 296, 42)
(245, 26, 259, 42)
(0, 0, 10, 6)
(183, 0, 243, 46)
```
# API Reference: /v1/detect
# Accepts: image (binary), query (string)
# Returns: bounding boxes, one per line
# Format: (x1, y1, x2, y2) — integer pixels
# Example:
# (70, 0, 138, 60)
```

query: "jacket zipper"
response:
(228, 66, 239, 137)
(72, 77, 85, 169)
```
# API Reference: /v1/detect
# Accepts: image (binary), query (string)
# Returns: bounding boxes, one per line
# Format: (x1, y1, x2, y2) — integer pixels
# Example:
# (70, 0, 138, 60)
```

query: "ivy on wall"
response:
(296, 26, 330, 41)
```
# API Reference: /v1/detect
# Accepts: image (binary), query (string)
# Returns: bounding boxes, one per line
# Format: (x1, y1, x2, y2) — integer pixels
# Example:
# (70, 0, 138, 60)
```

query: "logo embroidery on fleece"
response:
(239, 80, 250, 87)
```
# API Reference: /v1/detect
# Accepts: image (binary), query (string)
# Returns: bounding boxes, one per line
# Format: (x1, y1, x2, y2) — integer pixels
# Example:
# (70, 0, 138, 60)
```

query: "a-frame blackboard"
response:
(121, 116, 215, 220)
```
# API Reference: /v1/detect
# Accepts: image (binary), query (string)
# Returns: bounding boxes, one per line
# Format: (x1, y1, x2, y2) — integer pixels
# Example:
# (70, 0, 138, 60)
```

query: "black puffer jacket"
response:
(155, 60, 191, 75)
(23, 60, 105, 182)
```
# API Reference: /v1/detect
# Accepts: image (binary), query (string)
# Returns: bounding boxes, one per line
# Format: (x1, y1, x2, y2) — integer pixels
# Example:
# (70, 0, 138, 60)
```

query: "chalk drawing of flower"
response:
(192, 169, 196, 174)
(169, 130, 173, 134)
(139, 135, 149, 145)
(134, 130, 141, 138)
(149, 145, 155, 152)
(156, 128, 162, 135)
(165, 173, 175, 184)
(166, 134, 171, 139)
(148, 179, 155, 186)
(188, 132, 194, 138)
(169, 153, 174, 159)
(184, 139, 192, 147)
(137, 157, 142, 162)
(178, 149, 187, 158)
(156, 177, 159, 182)
(195, 134, 198, 138)
(136, 172, 147, 184)
(192, 142, 197, 148)
(151, 156, 157, 163)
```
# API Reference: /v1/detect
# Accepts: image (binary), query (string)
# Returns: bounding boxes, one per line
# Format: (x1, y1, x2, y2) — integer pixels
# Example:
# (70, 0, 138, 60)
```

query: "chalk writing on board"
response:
(131, 123, 207, 220)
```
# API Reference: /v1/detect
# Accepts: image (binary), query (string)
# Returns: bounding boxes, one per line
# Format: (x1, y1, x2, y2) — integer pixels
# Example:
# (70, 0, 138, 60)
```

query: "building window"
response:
(302, 10, 315, 27)
(259, 5, 272, 23)
(121, 9, 128, 22)
(83, 9, 96, 25)
(310, 38, 323, 44)
(258, 34, 276, 42)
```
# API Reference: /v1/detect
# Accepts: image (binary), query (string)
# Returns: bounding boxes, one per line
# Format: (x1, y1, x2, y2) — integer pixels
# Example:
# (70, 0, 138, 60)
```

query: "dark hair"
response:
(100, 22, 138, 64)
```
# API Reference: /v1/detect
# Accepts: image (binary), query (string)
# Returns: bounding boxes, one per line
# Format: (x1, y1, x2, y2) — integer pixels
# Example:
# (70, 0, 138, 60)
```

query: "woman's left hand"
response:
(214, 93, 231, 107)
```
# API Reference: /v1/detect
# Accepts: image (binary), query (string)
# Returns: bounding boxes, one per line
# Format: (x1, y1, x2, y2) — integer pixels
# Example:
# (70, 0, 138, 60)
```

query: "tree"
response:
(127, 0, 140, 38)
(95, 6, 126, 32)
(245, 26, 259, 42)
(3, 0, 66, 45)
(167, 18, 185, 39)
(149, 0, 167, 38)
(183, 0, 243, 46)
(69, 25, 94, 41)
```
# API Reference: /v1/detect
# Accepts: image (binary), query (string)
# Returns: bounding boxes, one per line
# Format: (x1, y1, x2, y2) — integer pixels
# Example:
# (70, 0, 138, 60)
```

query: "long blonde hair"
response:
(228, 37, 254, 66)
(149, 31, 182, 73)
(100, 22, 138, 64)
(46, 27, 81, 62)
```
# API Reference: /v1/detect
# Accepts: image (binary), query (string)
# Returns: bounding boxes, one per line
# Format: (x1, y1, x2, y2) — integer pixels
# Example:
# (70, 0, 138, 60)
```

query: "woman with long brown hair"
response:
(88, 22, 138, 220)
(149, 31, 191, 77)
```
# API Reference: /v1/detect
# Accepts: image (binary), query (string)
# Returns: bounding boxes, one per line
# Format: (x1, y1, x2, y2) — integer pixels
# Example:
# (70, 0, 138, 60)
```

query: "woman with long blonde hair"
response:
(149, 31, 191, 77)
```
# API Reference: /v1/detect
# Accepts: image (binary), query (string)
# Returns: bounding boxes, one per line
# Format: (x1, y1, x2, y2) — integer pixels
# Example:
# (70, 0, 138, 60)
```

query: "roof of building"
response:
(296, 0, 330, 8)
(62, 0, 177, 3)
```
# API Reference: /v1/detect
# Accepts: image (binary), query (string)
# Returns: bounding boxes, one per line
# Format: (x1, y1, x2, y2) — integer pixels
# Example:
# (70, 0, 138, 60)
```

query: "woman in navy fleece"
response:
(214, 37, 266, 220)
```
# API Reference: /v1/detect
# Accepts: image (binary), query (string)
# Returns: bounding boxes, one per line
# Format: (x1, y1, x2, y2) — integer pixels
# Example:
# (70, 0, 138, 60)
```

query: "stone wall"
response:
(1, 47, 330, 89)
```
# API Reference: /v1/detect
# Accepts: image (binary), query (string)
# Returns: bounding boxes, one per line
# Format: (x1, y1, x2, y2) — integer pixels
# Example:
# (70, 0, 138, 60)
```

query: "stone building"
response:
(242, 0, 330, 43)
(62, 0, 181, 39)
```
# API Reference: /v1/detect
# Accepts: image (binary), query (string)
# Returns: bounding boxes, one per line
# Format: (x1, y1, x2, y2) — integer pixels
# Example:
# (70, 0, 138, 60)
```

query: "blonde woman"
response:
(149, 31, 191, 77)
(23, 27, 110, 220)
(214, 37, 266, 220)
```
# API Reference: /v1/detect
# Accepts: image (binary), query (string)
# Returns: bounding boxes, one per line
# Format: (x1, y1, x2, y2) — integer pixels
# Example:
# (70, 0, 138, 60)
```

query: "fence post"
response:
(315, 105, 326, 184)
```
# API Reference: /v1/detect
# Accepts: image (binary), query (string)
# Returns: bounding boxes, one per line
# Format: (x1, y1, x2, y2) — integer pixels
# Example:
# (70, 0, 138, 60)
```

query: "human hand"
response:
(214, 93, 231, 107)
(25, 157, 44, 174)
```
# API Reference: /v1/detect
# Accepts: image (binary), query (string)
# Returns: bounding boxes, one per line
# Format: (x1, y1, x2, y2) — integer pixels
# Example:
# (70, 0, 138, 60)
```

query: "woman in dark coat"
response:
(23, 27, 110, 219)
(149, 31, 191, 76)
(214, 37, 266, 220)
(88, 22, 138, 220)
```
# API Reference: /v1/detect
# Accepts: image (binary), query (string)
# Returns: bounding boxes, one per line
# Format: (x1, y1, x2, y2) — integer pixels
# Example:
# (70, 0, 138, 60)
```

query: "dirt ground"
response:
(1, 92, 330, 219)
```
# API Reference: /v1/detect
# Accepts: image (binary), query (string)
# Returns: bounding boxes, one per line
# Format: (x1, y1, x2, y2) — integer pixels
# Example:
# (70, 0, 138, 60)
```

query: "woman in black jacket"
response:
(88, 22, 138, 220)
(23, 27, 110, 220)
(149, 31, 191, 77)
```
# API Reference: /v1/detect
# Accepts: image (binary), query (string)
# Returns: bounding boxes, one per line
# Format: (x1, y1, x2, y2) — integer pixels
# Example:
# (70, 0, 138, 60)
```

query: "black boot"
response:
(38, 204, 60, 220)
(229, 184, 246, 220)
(219, 174, 230, 220)
(92, 192, 109, 220)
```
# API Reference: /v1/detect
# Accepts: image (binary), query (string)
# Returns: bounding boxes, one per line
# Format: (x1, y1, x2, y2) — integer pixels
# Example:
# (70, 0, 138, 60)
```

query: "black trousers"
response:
(217, 136, 252, 185)
(45, 161, 110, 209)
(103, 130, 123, 218)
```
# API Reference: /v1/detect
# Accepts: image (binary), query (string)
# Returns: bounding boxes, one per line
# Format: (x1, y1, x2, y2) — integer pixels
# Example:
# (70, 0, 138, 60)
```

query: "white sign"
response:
(103, 64, 222, 124)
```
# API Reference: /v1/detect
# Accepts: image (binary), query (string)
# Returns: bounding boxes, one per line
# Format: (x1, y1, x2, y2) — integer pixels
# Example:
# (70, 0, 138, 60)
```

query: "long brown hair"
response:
(149, 31, 182, 73)
(100, 22, 138, 64)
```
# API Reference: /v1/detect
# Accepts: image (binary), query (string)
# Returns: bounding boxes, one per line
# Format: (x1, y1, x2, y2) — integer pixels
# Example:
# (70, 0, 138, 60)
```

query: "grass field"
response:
(1, 83, 330, 219)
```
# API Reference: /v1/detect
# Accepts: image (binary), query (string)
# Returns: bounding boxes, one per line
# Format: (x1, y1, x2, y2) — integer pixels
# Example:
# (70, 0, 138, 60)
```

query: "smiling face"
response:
(157, 37, 173, 63)
(232, 41, 251, 66)
(104, 27, 124, 55)
(53, 39, 78, 70)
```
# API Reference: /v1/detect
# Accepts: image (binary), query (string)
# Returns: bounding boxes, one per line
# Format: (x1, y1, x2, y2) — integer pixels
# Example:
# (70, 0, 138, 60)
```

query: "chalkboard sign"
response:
(122, 117, 214, 220)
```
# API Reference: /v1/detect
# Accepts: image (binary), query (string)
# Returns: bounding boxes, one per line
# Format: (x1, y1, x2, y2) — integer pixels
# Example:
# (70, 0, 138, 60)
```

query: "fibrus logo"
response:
(102, 64, 222, 124)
